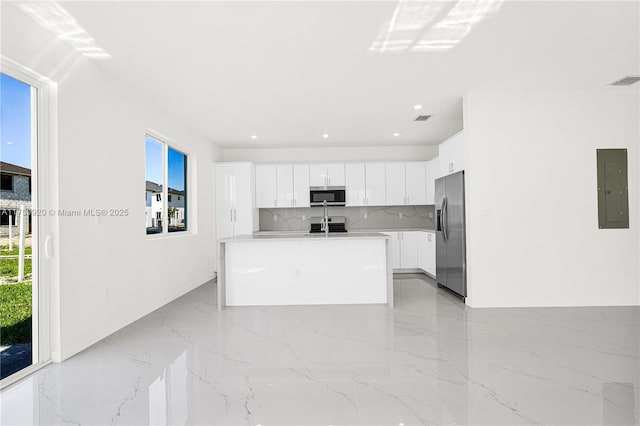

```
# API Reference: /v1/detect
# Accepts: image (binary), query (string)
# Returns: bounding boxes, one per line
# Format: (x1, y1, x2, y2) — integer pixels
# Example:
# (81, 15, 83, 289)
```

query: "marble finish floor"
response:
(1, 274, 639, 425)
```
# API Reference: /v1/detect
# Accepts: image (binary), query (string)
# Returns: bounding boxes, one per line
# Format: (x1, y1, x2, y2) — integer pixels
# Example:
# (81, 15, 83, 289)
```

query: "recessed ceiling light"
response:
(5, 141, 14, 145)
(250, 135, 258, 140)
(413, 104, 423, 110)
(393, 132, 400, 137)
(322, 134, 330, 139)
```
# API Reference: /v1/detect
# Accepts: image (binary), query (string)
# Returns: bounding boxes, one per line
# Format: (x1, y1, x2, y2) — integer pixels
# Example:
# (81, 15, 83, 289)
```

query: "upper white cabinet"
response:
(385, 162, 428, 206)
(327, 163, 345, 186)
(255, 164, 277, 208)
(365, 163, 386, 206)
(309, 164, 327, 187)
(256, 160, 436, 208)
(215, 162, 256, 240)
(256, 163, 310, 208)
(292, 164, 310, 207)
(405, 162, 427, 205)
(345, 163, 386, 206)
(425, 156, 438, 205)
(345, 163, 366, 206)
(310, 163, 345, 187)
(385, 163, 406, 206)
(438, 131, 464, 178)
(276, 165, 294, 207)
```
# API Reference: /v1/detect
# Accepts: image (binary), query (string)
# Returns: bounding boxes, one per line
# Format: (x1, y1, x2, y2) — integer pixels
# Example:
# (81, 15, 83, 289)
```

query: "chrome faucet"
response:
(321, 200, 329, 237)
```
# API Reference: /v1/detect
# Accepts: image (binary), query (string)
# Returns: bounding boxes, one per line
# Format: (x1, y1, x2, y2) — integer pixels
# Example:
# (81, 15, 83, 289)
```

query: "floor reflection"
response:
(0, 274, 638, 425)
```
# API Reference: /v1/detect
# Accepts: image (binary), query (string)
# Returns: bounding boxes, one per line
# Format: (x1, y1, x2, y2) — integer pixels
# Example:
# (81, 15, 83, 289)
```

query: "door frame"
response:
(1, 56, 58, 389)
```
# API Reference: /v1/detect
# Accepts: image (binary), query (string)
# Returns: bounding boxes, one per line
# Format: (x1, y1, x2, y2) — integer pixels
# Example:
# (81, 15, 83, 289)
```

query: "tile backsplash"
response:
(259, 205, 435, 232)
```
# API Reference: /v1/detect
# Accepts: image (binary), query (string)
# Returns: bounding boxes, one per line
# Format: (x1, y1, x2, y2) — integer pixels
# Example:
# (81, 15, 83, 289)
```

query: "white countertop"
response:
(221, 232, 390, 243)
(253, 228, 435, 236)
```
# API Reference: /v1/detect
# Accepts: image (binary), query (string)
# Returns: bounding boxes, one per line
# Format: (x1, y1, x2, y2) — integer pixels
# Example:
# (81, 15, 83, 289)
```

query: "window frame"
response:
(145, 130, 192, 238)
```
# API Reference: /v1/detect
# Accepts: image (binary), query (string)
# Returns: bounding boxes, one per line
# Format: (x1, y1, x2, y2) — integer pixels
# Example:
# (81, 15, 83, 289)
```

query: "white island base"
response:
(218, 233, 392, 308)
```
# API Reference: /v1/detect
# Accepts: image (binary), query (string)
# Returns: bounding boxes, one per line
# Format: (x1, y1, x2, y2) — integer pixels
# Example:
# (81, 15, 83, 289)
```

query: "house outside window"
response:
(145, 134, 188, 235)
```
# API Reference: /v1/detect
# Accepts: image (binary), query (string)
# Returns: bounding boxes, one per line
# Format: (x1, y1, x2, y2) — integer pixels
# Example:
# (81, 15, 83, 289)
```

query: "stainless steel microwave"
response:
(309, 187, 346, 206)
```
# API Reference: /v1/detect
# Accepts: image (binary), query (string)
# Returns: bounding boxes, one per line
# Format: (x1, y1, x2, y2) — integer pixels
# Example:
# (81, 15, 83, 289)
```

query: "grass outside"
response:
(0, 283, 32, 344)
(0, 245, 33, 256)
(0, 244, 33, 345)
(0, 244, 32, 280)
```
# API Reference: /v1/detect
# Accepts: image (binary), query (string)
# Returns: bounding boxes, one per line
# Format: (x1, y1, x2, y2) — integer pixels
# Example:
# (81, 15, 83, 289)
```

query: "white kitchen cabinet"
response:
(255, 164, 277, 208)
(309, 164, 328, 187)
(346, 162, 386, 206)
(384, 231, 419, 270)
(346, 163, 366, 206)
(293, 164, 310, 207)
(276, 164, 294, 207)
(438, 131, 464, 177)
(327, 163, 345, 186)
(215, 162, 256, 241)
(309, 163, 345, 187)
(425, 157, 438, 204)
(385, 232, 401, 269)
(365, 163, 386, 206)
(385, 163, 406, 206)
(418, 231, 428, 271)
(400, 231, 419, 269)
(426, 232, 436, 275)
(405, 162, 427, 205)
(417, 231, 436, 276)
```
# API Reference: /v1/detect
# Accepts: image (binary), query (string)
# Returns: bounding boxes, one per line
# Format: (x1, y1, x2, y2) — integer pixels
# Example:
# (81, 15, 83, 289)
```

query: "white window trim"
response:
(0, 55, 56, 388)
(145, 129, 194, 239)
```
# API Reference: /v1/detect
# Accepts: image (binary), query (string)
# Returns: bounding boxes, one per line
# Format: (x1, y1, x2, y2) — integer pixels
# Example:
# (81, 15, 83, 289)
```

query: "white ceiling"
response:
(56, 1, 639, 148)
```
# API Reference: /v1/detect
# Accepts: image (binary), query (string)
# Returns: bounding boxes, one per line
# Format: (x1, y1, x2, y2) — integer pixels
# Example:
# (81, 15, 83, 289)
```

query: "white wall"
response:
(464, 90, 639, 307)
(2, 3, 221, 361)
(222, 145, 437, 163)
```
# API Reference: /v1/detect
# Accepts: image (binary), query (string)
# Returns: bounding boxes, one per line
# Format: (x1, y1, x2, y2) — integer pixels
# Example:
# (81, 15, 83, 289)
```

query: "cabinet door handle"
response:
(233, 209, 237, 222)
(230, 209, 233, 222)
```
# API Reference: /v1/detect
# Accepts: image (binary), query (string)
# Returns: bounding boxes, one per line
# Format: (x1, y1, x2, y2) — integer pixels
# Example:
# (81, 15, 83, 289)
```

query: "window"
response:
(1, 174, 13, 191)
(167, 147, 187, 233)
(145, 134, 188, 235)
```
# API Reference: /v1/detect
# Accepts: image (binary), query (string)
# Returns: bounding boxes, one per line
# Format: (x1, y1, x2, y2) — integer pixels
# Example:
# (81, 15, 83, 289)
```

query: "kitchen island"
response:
(218, 233, 392, 308)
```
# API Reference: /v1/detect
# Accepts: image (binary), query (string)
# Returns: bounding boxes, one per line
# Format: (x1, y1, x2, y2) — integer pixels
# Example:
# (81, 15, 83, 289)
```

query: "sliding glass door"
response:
(0, 66, 51, 385)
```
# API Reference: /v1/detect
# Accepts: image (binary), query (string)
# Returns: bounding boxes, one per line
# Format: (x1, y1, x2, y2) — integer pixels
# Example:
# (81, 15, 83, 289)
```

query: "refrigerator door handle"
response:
(442, 197, 448, 242)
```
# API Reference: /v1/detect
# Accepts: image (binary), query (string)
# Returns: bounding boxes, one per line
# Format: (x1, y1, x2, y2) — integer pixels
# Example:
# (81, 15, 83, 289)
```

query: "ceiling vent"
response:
(609, 76, 640, 86)
(414, 115, 432, 122)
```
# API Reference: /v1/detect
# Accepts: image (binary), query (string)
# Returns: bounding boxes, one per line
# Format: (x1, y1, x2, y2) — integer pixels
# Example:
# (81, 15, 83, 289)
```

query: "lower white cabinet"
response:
(400, 231, 419, 269)
(386, 230, 435, 274)
(385, 232, 401, 269)
(417, 231, 436, 276)
(385, 231, 419, 269)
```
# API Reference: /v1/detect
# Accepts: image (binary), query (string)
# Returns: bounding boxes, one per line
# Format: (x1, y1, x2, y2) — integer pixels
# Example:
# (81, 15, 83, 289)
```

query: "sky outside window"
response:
(1, 73, 32, 168)
(145, 135, 163, 186)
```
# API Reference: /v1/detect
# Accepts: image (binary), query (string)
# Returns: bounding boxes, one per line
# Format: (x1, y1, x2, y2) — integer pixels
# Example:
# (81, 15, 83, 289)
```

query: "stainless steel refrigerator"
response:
(435, 170, 467, 298)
